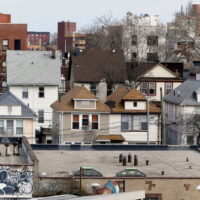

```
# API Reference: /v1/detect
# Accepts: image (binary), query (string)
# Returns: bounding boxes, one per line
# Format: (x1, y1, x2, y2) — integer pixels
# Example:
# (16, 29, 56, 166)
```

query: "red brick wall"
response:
(0, 24, 27, 50)
(0, 14, 11, 23)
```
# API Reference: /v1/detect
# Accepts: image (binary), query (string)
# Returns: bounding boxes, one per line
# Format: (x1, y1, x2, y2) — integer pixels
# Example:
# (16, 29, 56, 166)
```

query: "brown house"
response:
(51, 86, 110, 144)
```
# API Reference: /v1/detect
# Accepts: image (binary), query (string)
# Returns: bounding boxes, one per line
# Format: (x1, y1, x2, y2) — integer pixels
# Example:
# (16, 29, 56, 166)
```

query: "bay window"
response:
(7, 120, 14, 135)
(92, 115, 98, 129)
(72, 115, 79, 129)
(16, 120, 23, 134)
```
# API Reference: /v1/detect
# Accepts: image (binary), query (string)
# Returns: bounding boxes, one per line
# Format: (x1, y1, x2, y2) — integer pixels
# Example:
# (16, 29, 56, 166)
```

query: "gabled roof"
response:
(106, 85, 160, 113)
(126, 62, 183, 81)
(51, 86, 110, 112)
(0, 91, 37, 118)
(164, 80, 200, 106)
(72, 49, 127, 83)
(7, 50, 61, 86)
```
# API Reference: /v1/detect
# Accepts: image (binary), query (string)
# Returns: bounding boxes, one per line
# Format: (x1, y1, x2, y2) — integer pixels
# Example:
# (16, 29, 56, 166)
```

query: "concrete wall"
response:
(10, 85, 58, 130)
(36, 177, 200, 200)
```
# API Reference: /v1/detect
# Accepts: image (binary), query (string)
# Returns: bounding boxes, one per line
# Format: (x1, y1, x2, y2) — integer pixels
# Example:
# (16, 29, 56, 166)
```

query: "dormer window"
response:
(133, 102, 137, 107)
(81, 101, 90, 105)
(74, 99, 96, 109)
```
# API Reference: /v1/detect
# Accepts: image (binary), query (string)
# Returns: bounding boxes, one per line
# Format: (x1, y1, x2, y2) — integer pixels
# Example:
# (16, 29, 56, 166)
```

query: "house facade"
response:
(51, 86, 110, 144)
(127, 62, 183, 102)
(6, 50, 61, 132)
(0, 91, 37, 144)
(106, 85, 161, 144)
(164, 80, 200, 145)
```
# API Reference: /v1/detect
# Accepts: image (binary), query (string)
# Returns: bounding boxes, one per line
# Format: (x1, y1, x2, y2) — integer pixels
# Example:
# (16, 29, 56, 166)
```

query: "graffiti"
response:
(0, 167, 33, 196)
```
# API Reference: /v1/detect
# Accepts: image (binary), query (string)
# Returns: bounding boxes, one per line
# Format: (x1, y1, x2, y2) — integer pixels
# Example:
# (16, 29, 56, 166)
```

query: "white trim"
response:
(74, 99, 97, 110)
(71, 113, 100, 131)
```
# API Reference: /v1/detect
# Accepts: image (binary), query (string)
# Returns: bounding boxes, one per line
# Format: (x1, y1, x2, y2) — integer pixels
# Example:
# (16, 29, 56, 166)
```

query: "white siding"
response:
(144, 65, 177, 78)
(109, 114, 160, 143)
(124, 101, 146, 110)
(10, 85, 58, 130)
(0, 105, 21, 115)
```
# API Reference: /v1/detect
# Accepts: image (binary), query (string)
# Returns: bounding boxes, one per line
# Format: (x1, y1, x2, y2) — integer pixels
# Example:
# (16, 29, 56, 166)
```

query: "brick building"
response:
(27, 31, 50, 50)
(57, 21, 85, 52)
(0, 14, 27, 93)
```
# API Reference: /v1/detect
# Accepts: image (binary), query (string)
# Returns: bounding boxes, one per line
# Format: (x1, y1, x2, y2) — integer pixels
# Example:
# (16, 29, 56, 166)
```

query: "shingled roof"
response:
(106, 85, 160, 113)
(0, 91, 37, 118)
(72, 49, 127, 83)
(51, 86, 110, 112)
(126, 62, 183, 80)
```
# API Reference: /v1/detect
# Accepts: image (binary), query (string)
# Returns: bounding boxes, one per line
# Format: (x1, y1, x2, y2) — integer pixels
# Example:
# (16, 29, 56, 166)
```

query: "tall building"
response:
(57, 21, 85, 52)
(0, 13, 27, 93)
(123, 13, 167, 62)
(27, 31, 50, 50)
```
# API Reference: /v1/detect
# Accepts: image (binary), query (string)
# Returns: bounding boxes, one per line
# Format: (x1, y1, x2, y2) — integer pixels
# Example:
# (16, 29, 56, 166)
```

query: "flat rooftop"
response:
(35, 149, 200, 177)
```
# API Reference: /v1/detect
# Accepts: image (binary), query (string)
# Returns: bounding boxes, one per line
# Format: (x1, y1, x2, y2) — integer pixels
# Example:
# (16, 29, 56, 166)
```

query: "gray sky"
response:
(1, 0, 200, 33)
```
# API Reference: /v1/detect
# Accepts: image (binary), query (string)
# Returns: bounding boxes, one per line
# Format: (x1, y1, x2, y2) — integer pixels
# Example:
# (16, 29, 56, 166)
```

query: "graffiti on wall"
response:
(0, 166, 33, 196)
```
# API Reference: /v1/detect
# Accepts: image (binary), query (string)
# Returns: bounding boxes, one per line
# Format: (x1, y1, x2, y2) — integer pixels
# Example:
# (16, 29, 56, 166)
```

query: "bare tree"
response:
(166, 2, 200, 62)
(81, 12, 123, 50)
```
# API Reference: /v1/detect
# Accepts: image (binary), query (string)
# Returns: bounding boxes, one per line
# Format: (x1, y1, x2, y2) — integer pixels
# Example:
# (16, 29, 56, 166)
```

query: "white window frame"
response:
(71, 114, 100, 131)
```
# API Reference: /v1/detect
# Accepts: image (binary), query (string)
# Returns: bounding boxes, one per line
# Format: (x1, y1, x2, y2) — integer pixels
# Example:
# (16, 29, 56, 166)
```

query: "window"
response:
(0, 120, 4, 134)
(187, 136, 194, 145)
(16, 120, 23, 134)
(165, 82, 173, 95)
(132, 35, 137, 45)
(141, 82, 148, 95)
(90, 84, 97, 95)
(133, 102, 137, 107)
(38, 110, 44, 123)
(147, 53, 159, 62)
(107, 84, 113, 96)
(121, 115, 147, 131)
(7, 120, 14, 135)
(39, 87, 44, 98)
(2, 62, 6, 73)
(72, 115, 79, 129)
(147, 36, 158, 46)
(92, 115, 98, 129)
(121, 115, 132, 131)
(82, 115, 89, 127)
(22, 87, 29, 98)
(14, 39, 21, 50)
(133, 115, 147, 131)
(8, 106, 12, 114)
(131, 53, 137, 61)
(2, 40, 8, 52)
(149, 82, 156, 96)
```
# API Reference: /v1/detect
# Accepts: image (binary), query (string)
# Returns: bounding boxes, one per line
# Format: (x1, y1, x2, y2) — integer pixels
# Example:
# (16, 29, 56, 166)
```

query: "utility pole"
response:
(147, 97, 150, 145)
(160, 87, 166, 144)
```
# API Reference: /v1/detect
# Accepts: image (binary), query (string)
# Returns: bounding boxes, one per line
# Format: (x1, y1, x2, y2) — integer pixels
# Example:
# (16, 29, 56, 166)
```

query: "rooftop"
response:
(7, 50, 61, 86)
(35, 148, 200, 178)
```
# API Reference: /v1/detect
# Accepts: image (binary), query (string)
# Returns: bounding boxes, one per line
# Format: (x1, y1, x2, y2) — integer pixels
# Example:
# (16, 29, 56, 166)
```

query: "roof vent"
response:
(31, 61, 34, 64)
(112, 49, 116, 53)
(177, 90, 181, 97)
(17, 52, 22, 55)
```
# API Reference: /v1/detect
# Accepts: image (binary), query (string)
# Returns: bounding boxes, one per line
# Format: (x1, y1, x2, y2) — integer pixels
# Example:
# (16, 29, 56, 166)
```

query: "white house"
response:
(164, 80, 200, 145)
(127, 62, 183, 102)
(106, 85, 161, 144)
(0, 90, 37, 144)
(6, 50, 61, 132)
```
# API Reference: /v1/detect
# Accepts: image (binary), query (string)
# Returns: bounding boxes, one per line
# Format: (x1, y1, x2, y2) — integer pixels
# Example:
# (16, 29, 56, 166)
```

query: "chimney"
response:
(51, 49, 56, 59)
(98, 79, 107, 103)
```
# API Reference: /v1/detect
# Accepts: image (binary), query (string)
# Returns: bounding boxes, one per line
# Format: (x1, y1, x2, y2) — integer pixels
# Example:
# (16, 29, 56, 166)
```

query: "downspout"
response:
(60, 111, 64, 144)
